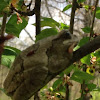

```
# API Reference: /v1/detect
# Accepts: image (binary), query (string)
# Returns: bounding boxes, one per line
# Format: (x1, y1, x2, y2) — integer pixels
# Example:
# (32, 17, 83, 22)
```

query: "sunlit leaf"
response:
(96, 7, 100, 19)
(82, 27, 91, 33)
(1, 55, 15, 68)
(1, 46, 20, 68)
(62, 4, 72, 12)
(87, 83, 96, 91)
(94, 50, 100, 58)
(36, 28, 58, 42)
(58, 85, 66, 92)
(52, 79, 62, 89)
(93, 87, 100, 91)
(64, 65, 75, 75)
(18, 0, 24, 6)
(6, 14, 28, 37)
(78, 37, 89, 47)
(73, 45, 80, 51)
(60, 23, 69, 30)
(3, 46, 21, 56)
(33, 17, 60, 28)
(84, 5, 89, 11)
(81, 54, 91, 65)
(0, 0, 8, 12)
(70, 70, 95, 83)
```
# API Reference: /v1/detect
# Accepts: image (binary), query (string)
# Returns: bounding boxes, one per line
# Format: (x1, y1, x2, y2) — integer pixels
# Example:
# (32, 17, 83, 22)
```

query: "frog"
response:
(3, 30, 78, 100)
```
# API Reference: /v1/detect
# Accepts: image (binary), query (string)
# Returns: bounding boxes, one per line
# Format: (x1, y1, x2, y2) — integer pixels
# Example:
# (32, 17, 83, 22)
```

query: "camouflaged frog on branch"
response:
(4, 30, 78, 100)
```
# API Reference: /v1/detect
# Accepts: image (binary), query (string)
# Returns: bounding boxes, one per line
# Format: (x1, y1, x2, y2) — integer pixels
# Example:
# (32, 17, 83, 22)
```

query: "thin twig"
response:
(35, 0, 41, 35)
(69, 0, 77, 34)
(26, 0, 32, 9)
(0, 13, 7, 37)
(47, 4, 84, 22)
(45, 0, 53, 18)
(0, 13, 7, 88)
(24, 29, 35, 42)
(0, 13, 7, 64)
(11, 4, 35, 16)
(90, 0, 99, 40)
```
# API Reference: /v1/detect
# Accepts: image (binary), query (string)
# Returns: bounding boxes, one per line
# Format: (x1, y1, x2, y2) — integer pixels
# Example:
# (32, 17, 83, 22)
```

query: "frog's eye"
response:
(65, 31, 71, 39)
(61, 30, 71, 39)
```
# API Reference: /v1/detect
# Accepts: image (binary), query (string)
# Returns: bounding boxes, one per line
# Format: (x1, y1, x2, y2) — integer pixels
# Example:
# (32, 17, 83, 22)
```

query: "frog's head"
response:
(54, 29, 78, 54)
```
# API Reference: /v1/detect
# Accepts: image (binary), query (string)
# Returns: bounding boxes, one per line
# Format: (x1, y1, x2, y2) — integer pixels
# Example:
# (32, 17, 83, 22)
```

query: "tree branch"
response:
(35, 0, 41, 35)
(11, 5, 35, 16)
(69, 0, 77, 34)
(90, 0, 99, 39)
(0, 13, 7, 64)
(0, 13, 7, 37)
(24, 29, 35, 42)
(47, 4, 84, 22)
(72, 36, 100, 63)
(45, 0, 53, 18)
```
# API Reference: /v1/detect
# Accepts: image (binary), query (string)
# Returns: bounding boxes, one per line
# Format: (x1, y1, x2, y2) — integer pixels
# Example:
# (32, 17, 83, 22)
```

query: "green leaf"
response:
(18, 0, 24, 6)
(84, 5, 89, 11)
(33, 17, 60, 28)
(59, 72, 64, 77)
(3, 46, 21, 56)
(70, 70, 95, 83)
(87, 83, 96, 91)
(53, 79, 62, 89)
(81, 54, 91, 65)
(93, 87, 100, 91)
(81, 27, 91, 33)
(6, 14, 28, 37)
(96, 7, 100, 19)
(62, 4, 72, 12)
(58, 85, 66, 92)
(0, 0, 8, 12)
(0, 88, 5, 92)
(64, 65, 75, 75)
(73, 45, 80, 51)
(78, 37, 89, 47)
(60, 23, 69, 30)
(36, 28, 58, 42)
(1, 55, 15, 68)
(1, 46, 20, 68)
(77, 0, 86, 3)
(93, 50, 100, 63)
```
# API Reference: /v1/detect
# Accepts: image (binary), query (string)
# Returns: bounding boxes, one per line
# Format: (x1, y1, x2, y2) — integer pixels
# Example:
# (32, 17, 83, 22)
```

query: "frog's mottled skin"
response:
(3, 30, 78, 100)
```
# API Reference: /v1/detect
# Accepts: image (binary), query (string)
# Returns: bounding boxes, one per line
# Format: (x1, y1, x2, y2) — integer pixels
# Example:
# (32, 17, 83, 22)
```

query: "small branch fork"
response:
(11, 5, 35, 16)
(11, 0, 35, 16)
